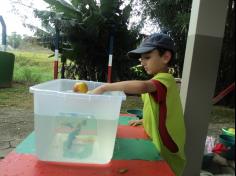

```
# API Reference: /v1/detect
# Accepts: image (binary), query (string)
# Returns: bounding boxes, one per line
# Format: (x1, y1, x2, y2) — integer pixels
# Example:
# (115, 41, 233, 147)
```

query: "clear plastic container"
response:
(30, 79, 126, 164)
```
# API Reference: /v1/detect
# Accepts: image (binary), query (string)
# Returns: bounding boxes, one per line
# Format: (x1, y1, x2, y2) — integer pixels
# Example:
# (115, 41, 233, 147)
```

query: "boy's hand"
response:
(128, 119, 143, 126)
(90, 85, 107, 94)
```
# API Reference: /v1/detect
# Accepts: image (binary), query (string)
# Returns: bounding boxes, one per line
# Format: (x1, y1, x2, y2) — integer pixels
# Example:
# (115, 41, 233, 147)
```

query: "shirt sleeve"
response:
(150, 80, 166, 103)
(150, 79, 179, 153)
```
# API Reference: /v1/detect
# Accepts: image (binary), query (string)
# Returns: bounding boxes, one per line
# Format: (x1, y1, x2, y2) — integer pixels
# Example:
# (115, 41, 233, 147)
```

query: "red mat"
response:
(117, 125, 149, 139)
(0, 152, 174, 176)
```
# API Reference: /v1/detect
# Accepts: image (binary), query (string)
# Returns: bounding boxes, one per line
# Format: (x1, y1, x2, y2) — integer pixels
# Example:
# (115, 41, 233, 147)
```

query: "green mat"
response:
(113, 138, 161, 160)
(16, 116, 137, 154)
(15, 132, 35, 154)
(118, 116, 138, 125)
(16, 116, 161, 161)
(16, 133, 161, 161)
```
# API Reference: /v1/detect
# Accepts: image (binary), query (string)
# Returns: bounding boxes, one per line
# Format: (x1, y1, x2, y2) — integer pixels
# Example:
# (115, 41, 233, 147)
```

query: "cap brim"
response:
(127, 46, 156, 59)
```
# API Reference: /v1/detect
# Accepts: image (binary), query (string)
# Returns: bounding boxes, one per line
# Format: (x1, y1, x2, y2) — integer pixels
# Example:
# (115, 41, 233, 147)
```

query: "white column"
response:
(180, 0, 229, 175)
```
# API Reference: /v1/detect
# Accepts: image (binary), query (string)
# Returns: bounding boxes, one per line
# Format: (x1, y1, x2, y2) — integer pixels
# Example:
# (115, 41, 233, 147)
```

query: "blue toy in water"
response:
(63, 117, 96, 159)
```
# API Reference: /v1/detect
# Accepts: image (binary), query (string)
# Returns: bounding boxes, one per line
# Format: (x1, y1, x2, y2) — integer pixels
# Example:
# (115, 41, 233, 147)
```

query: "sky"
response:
(0, 0, 48, 36)
(0, 0, 158, 38)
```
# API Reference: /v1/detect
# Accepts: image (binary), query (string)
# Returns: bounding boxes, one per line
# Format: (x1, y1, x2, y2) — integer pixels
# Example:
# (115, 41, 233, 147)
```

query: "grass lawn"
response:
(13, 50, 54, 85)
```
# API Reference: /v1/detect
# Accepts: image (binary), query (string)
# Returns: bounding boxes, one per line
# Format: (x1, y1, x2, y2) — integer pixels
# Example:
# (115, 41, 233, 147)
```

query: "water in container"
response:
(35, 113, 118, 164)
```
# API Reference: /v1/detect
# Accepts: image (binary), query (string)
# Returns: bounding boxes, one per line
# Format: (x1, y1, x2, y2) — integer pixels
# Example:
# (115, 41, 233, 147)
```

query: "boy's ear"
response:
(162, 51, 172, 64)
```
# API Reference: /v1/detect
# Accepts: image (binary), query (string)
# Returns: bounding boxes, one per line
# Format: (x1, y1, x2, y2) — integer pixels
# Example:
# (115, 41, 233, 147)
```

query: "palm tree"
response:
(33, 0, 140, 81)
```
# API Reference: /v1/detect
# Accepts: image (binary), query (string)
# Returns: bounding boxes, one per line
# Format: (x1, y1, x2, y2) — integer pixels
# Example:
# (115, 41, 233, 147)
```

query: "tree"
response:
(140, 0, 192, 77)
(215, 0, 235, 107)
(32, 0, 141, 82)
(8, 32, 22, 49)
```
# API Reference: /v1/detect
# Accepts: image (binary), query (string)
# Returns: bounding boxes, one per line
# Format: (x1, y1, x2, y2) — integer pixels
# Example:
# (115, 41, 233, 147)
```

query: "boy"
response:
(92, 33, 186, 176)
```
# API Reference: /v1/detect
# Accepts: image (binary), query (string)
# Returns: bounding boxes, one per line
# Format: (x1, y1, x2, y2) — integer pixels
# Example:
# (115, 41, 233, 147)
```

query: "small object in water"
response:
(66, 120, 87, 149)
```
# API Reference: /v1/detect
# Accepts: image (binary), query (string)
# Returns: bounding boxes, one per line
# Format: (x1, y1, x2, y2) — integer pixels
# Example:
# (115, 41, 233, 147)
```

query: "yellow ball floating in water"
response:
(73, 82, 88, 93)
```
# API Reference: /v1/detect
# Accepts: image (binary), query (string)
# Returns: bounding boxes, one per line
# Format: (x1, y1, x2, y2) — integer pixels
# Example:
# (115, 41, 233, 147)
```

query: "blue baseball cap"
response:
(128, 33, 175, 59)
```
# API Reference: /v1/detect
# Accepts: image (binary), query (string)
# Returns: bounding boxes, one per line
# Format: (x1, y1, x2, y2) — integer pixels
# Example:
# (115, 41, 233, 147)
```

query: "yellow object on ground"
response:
(228, 128, 235, 134)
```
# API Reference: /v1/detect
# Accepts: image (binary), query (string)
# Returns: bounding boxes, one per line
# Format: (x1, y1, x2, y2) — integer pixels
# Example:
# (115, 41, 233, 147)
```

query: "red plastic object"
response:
(212, 82, 235, 104)
(107, 66, 112, 83)
(212, 143, 229, 154)
(54, 60, 58, 79)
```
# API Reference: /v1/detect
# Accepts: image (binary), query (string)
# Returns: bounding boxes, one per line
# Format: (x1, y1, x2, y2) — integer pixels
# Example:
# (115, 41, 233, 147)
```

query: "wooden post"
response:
(54, 26, 59, 80)
(180, 0, 229, 175)
(107, 34, 114, 83)
(107, 24, 115, 83)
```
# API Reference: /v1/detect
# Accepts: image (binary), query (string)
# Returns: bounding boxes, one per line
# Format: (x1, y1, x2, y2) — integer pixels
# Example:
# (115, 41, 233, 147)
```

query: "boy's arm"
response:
(92, 80, 157, 94)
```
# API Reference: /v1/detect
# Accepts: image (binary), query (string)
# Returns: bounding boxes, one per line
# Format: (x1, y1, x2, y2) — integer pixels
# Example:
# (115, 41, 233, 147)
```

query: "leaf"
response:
(48, 54, 55, 58)
(122, 5, 132, 24)
(71, 0, 80, 8)
(34, 0, 140, 81)
(100, 0, 120, 18)
(43, 0, 82, 19)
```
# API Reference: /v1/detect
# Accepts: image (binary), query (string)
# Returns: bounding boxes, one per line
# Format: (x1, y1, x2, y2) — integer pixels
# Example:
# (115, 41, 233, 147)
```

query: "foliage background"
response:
(139, 0, 235, 107)
(7, 0, 235, 107)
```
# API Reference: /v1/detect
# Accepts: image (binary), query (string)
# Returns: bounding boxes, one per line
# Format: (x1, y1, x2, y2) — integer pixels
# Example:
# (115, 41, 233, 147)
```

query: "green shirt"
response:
(142, 73, 186, 176)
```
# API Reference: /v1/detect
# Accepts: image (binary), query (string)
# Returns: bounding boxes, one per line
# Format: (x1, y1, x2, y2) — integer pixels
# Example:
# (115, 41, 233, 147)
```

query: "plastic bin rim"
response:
(29, 79, 126, 101)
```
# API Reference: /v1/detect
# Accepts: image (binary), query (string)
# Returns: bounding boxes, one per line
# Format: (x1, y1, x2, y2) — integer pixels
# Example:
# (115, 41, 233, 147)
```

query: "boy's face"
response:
(139, 49, 171, 75)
